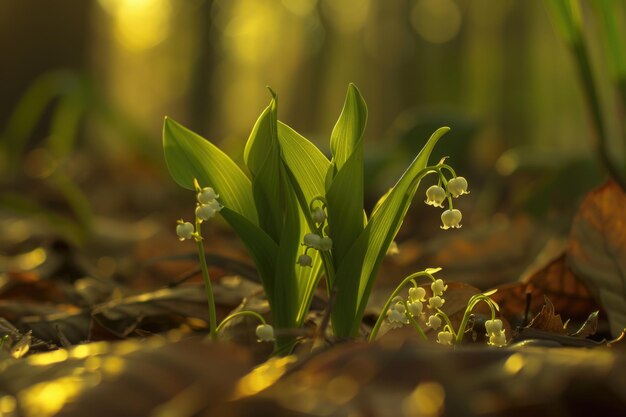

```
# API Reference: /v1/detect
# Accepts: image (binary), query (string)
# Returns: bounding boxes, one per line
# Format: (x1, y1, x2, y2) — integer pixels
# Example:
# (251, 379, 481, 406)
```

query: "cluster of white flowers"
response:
(485, 319, 507, 347)
(176, 186, 224, 241)
(425, 175, 469, 230)
(385, 276, 454, 346)
(297, 204, 332, 267)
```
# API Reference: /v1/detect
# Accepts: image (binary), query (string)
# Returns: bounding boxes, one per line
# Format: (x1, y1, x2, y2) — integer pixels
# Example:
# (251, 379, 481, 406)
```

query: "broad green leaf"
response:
(272, 169, 302, 329)
(326, 85, 367, 272)
(332, 127, 450, 337)
(219, 207, 278, 306)
(330, 83, 367, 171)
(276, 121, 328, 323)
(277, 121, 329, 207)
(244, 96, 283, 241)
(326, 144, 365, 268)
(163, 118, 258, 224)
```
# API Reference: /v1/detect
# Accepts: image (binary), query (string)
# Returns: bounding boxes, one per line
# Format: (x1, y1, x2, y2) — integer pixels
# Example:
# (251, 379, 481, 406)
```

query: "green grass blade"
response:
(332, 127, 450, 337)
(163, 117, 258, 224)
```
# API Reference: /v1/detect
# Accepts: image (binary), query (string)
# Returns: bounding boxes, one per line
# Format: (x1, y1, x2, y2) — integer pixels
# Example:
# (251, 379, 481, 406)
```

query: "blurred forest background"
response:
(0, 0, 615, 252)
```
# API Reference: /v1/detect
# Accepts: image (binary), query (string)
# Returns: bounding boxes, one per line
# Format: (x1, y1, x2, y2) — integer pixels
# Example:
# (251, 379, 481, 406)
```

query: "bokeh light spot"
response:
(411, 0, 462, 44)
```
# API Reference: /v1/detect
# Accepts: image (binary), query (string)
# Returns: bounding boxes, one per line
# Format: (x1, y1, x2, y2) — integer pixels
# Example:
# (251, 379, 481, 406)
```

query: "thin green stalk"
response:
(216, 310, 266, 333)
(454, 295, 495, 345)
(196, 218, 217, 341)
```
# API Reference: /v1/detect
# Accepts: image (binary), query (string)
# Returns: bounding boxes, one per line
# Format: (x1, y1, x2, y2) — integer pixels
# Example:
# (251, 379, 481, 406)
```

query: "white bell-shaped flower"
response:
(428, 296, 445, 309)
(407, 300, 423, 317)
(431, 279, 448, 296)
(488, 330, 507, 347)
(196, 203, 217, 221)
(387, 308, 405, 329)
(426, 314, 442, 330)
(425, 185, 446, 208)
(409, 287, 427, 303)
(176, 221, 194, 241)
(440, 209, 462, 230)
(197, 187, 219, 204)
(447, 177, 469, 197)
(256, 324, 275, 342)
(437, 330, 454, 345)
(303, 233, 322, 249)
(485, 319, 503, 336)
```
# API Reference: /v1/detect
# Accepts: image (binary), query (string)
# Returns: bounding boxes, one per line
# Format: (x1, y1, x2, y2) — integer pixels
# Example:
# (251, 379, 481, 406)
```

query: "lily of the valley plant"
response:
(163, 84, 467, 353)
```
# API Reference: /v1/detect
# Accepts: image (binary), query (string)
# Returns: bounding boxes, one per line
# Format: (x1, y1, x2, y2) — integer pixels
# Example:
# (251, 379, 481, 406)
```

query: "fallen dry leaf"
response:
(567, 180, 626, 336)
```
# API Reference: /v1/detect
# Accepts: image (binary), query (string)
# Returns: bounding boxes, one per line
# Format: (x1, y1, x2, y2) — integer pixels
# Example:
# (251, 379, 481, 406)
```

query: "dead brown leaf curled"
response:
(567, 180, 626, 336)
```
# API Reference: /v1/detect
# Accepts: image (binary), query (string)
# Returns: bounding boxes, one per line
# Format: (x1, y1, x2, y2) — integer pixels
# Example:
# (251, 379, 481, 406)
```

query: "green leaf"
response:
(244, 95, 283, 241)
(219, 207, 278, 307)
(330, 83, 367, 172)
(326, 144, 365, 267)
(276, 121, 328, 324)
(277, 121, 330, 207)
(326, 85, 367, 270)
(331, 127, 450, 337)
(163, 117, 258, 224)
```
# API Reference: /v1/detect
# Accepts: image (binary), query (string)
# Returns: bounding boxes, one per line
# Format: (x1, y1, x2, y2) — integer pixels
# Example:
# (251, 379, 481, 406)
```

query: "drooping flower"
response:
(428, 296, 445, 309)
(447, 177, 469, 197)
(440, 209, 462, 230)
(197, 187, 219, 204)
(311, 207, 327, 224)
(303, 233, 322, 249)
(437, 330, 454, 345)
(485, 319, 503, 336)
(256, 324, 275, 342)
(196, 203, 218, 221)
(488, 330, 507, 347)
(425, 185, 446, 208)
(409, 287, 427, 303)
(387, 308, 405, 329)
(176, 221, 194, 241)
(426, 314, 442, 330)
(431, 279, 448, 296)
(407, 300, 423, 317)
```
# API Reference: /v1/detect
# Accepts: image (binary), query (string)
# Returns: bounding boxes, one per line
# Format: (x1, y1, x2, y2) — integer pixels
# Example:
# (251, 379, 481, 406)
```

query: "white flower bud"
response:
(176, 221, 194, 241)
(437, 330, 454, 345)
(431, 279, 448, 296)
(256, 324, 275, 342)
(303, 233, 321, 249)
(425, 185, 446, 207)
(440, 209, 462, 230)
(393, 302, 406, 315)
(428, 296, 445, 309)
(197, 187, 219, 204)
(311, 207, 327, 223)
(447, 177, 469, 198)
(297, 253, 313, 267)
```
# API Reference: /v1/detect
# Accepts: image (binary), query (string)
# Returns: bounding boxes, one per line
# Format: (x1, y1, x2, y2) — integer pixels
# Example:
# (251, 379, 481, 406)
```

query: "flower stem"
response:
(215, 310, 266, 333)
(196, 218, 217, 341)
